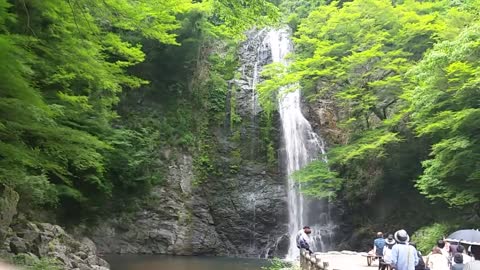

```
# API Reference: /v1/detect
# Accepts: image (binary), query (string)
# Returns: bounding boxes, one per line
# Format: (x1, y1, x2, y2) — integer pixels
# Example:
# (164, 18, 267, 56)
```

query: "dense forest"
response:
(0, 0, 277, 216)
(0, 0, 479, 268)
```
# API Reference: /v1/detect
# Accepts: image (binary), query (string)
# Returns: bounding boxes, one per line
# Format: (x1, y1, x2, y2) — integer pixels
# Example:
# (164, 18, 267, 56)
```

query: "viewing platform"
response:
(300, 249, 375, 270)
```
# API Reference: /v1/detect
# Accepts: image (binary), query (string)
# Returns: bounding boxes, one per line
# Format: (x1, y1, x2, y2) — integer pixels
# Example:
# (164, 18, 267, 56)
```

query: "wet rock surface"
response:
(90, 155, 224, 256)
(91, 153, 288, 257)
(90, 29, 289, 258)
(201, 161, 288, 258)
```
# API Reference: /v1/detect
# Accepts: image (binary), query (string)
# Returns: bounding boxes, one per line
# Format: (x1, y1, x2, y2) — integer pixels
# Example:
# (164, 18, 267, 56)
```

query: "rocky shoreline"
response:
(0, 185, 109, 270)
(3, 222, 109, 270)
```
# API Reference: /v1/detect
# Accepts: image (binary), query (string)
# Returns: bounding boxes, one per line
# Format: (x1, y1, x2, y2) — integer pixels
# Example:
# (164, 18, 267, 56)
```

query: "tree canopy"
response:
(0, 0, 278, 217)
(259, 0, 480, 217)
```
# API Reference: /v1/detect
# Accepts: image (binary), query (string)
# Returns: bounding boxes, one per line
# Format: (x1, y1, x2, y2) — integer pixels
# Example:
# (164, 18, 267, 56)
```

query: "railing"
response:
(300, 249, 329, 270)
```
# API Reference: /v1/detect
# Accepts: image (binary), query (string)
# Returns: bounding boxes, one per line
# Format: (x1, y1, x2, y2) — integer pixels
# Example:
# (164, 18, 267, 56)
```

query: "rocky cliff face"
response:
(90, 155, 225, 255)
(91, 153, 288, 258)
(89, 29, 289, 258)
(5, 223, 110, 270)
(0, 185, 109, 270)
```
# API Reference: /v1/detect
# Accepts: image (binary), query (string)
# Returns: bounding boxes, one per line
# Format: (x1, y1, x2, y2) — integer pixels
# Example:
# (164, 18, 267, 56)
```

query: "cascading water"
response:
(266, 29, 335, 260)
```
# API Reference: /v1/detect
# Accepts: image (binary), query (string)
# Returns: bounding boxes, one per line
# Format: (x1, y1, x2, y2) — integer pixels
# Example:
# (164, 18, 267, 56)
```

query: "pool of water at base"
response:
(105, 255, 271, 270)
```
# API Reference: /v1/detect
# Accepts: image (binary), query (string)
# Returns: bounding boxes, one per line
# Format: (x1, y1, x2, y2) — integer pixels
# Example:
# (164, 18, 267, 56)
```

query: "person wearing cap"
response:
(296, 226, 313, 254)
(382, 235, 396, 270)
(391, 229, 419, 270)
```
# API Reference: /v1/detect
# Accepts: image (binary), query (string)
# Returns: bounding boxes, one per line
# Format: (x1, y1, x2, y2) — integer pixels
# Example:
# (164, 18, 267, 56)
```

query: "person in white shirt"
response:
(438, 240, 451, 260)
(381, 235, 396, 270)
(428, 247, 450, 270)
(391, 229, 419, 270)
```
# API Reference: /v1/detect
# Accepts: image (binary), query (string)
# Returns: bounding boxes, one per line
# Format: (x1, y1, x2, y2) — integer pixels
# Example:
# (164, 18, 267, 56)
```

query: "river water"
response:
(106, 255, 270, 270)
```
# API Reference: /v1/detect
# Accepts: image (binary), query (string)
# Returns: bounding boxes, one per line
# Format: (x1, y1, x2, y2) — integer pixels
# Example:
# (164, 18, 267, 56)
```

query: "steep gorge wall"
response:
(89, 30, 289, 258)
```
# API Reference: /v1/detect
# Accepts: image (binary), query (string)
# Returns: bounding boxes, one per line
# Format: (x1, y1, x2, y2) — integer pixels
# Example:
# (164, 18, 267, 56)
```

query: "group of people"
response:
(372, 230, 480, 270)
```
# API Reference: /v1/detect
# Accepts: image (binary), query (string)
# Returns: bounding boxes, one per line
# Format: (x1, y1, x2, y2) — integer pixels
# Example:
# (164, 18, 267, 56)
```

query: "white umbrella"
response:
(445, 229, 480, 246)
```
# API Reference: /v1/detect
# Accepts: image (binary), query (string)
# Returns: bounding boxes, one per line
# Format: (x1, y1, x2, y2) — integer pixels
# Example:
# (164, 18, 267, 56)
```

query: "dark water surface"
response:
(105, 255, 270, 270)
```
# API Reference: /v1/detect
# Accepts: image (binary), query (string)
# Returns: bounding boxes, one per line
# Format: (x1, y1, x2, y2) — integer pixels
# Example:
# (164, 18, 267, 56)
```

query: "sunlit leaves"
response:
(0, 0, 194, 208)
(409, 23, 480, 206)
(204, 0, 280, 39)
(293, 160, 342, 200)
(262, 0, 480, 206)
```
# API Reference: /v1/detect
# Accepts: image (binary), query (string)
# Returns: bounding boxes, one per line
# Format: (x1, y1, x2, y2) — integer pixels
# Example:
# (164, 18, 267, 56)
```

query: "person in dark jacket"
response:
(296, 226, 313, 254)
(411, 242, 426, 270)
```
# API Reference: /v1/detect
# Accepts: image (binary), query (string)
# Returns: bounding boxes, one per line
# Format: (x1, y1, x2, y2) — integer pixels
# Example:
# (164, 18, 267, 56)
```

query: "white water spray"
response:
(266, 29, 334, 260)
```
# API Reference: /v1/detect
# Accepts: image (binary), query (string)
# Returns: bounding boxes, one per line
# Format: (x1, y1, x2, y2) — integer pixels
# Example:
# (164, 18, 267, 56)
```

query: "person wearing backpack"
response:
(411, 242, 426, 270)
(391, 230, 419, 270)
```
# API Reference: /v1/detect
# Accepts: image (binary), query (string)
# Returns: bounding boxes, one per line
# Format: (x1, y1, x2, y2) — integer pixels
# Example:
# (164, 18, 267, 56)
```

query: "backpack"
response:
(415, 251, 426, 270)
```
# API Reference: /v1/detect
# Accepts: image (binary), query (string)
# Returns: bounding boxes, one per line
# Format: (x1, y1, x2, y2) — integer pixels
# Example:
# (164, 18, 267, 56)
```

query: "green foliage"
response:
(293, 160, 342, 200)
(12, 254, 61, 270)
(193, 130, 221, 185)
(0, 0, 280, 219)
(291, 0, 447, 129)
(202, 0, 280, 39)
(279, 0, 325, 30)
(262, 258, 294, 270)
(409, 23, 480, 207)
(330, 130, 402, 164)
(411, 223, 452, 254)
(0, 0, 191, 212)
(259, 0, 480, 235)
(107, 127, 164, 193)
(190, 42, 239, 184)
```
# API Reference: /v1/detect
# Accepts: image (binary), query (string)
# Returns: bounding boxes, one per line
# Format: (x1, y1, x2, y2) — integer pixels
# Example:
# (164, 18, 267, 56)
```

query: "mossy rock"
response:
(0, 185, 19, 242)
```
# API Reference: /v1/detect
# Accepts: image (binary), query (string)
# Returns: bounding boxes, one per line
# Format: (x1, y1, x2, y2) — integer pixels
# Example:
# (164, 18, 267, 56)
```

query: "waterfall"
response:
(266, 29, 335, 260)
